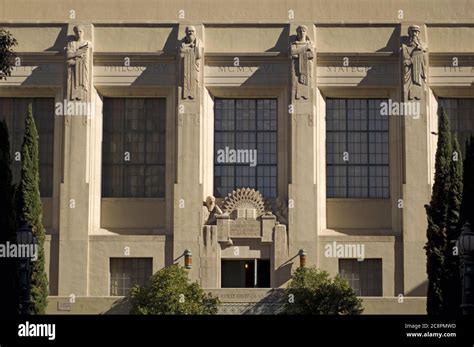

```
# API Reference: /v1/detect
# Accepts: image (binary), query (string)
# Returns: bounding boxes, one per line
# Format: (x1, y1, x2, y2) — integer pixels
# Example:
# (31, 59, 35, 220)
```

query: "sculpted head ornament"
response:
(205, 196, 216, 212)
(296, 25, 309, 42)
(73, 25, 85, 41)
(408, 25, 421, 34)
(408, 25, 422, 43)
(185, 26, 197, 44)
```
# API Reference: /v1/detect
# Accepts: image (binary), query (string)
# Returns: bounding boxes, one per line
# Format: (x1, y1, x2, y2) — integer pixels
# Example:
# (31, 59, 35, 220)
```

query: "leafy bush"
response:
(283, 267, 363, 315)
(0, 28, 17, 80)
(130, 264, 219, 315)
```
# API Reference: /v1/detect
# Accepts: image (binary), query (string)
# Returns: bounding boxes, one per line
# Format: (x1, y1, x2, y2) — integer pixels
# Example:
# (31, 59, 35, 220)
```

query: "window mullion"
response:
(345, 99, 349, 198)
(367, 100, 370, 198)
(122, 99, 126, 197)
(144, 100, 147, 197)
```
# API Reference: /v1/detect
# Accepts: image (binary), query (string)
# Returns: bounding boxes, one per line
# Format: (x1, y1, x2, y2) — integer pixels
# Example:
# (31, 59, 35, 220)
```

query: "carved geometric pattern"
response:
(222, 188, 267, 217)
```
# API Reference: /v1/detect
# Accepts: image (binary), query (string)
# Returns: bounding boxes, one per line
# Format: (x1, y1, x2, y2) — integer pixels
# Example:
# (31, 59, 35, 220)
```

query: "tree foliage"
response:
(0, 120, 19, 315)
(130, 264, 219, 315)
(460, 135, 474, 226)
(0, 28, 17, 80)
(425, 107, 464, 315)
(283, 267, 363, 315)
(15, 104, 49, 314)
(441, 135, 463, 315)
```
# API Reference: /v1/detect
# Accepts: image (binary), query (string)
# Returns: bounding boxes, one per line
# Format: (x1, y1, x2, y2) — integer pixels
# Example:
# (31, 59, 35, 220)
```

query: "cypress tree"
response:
(15, 104, 48, 314)
(425, 107, 452, 315)
(0, 120, 19, 315)
(442, 135, 463, 315)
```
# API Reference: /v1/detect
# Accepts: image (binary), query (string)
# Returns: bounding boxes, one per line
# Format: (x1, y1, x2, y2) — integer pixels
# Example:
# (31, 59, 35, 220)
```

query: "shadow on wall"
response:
(48, 234, 59, 296)
(103, 297, 131, 314)
(164, 25, 180, 52)
(376, 25, 402, 53)
(357, 27, 401, 88)
(20, 63, 63, 85)
(48, 26, 69, 51)
(216, 289, 286, 315)
(128, 25, 178, 85)
(267, 26, 290, 53)
(406, 279, 428, 297)
(243, 289, 286, 315)
(274, 257, 295, 288)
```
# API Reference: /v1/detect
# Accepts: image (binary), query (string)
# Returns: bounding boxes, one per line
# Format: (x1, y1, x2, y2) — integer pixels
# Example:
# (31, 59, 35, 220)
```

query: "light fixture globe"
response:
(299, 249, 307, 268)
(184, 249, 192, 269)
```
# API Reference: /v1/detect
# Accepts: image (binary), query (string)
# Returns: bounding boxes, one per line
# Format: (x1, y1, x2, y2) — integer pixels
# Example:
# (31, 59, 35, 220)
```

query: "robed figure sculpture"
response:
(179, 26, 203, 100)
(66, 25, 91, 101)
(290, 25, 314, 100)
(402, 25, 427, 101)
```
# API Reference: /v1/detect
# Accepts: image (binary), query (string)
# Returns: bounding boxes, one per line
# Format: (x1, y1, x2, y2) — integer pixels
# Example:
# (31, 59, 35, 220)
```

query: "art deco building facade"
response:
(1, 0, 473, 314)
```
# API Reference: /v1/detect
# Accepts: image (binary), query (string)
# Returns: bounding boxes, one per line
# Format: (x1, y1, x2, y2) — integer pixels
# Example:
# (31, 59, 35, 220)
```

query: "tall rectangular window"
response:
(438, 98, 474, 155)
(214, 99, 277, 198)
(326, 99, 389, 198)
(110, 258, 153, 296)
(0, 98, 55, 197)
(102, 98, 166, 198)
(339, 258, 382, 296)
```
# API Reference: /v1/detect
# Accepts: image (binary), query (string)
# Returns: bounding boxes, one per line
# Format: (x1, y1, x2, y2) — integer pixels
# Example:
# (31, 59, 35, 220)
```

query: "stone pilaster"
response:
(173, 24, 205, 282)
(200, 225, 219, 288)
(58, 23, 98, 296)
(400, 23, 430, 295)
(288, 23, 319, 269)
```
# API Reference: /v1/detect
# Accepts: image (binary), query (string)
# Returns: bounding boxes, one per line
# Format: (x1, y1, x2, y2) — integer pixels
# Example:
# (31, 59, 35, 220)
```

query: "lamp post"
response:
(17, 222, 35, 315)
(459, 222, 474, 315)
(298, 249, 307, 268)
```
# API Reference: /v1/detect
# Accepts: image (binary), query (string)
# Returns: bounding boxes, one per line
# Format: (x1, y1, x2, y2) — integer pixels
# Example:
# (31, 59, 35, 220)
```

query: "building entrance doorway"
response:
(221, 259, 270, 288)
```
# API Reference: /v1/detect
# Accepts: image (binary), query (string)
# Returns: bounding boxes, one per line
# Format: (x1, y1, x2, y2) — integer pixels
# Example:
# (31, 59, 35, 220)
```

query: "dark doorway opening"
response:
(257, 259, 270, 287)
(221, 259, 270, 288)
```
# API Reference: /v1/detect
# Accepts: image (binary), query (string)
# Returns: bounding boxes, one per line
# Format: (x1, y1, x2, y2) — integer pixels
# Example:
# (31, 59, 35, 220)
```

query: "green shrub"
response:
(283, 267, 363, 315)
(130, 264, 219, 315)
(0, 28, 17, 80)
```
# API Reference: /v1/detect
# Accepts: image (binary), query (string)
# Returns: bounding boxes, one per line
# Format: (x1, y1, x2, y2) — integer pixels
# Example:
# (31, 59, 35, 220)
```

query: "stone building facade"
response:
(1, 0, 473, 314)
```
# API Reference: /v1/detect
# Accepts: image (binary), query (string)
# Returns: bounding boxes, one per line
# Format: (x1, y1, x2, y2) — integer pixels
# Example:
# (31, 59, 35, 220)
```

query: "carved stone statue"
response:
(203, 196, 223, 225)
(66, 25, 92, 101)
(290, 25, 314, 100)
(179, 26, 202, 100)
(402, 25, 427, 101)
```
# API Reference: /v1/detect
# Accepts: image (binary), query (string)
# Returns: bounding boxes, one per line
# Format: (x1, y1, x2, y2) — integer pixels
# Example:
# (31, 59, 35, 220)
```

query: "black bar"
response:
(1, 315, 474, 346)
